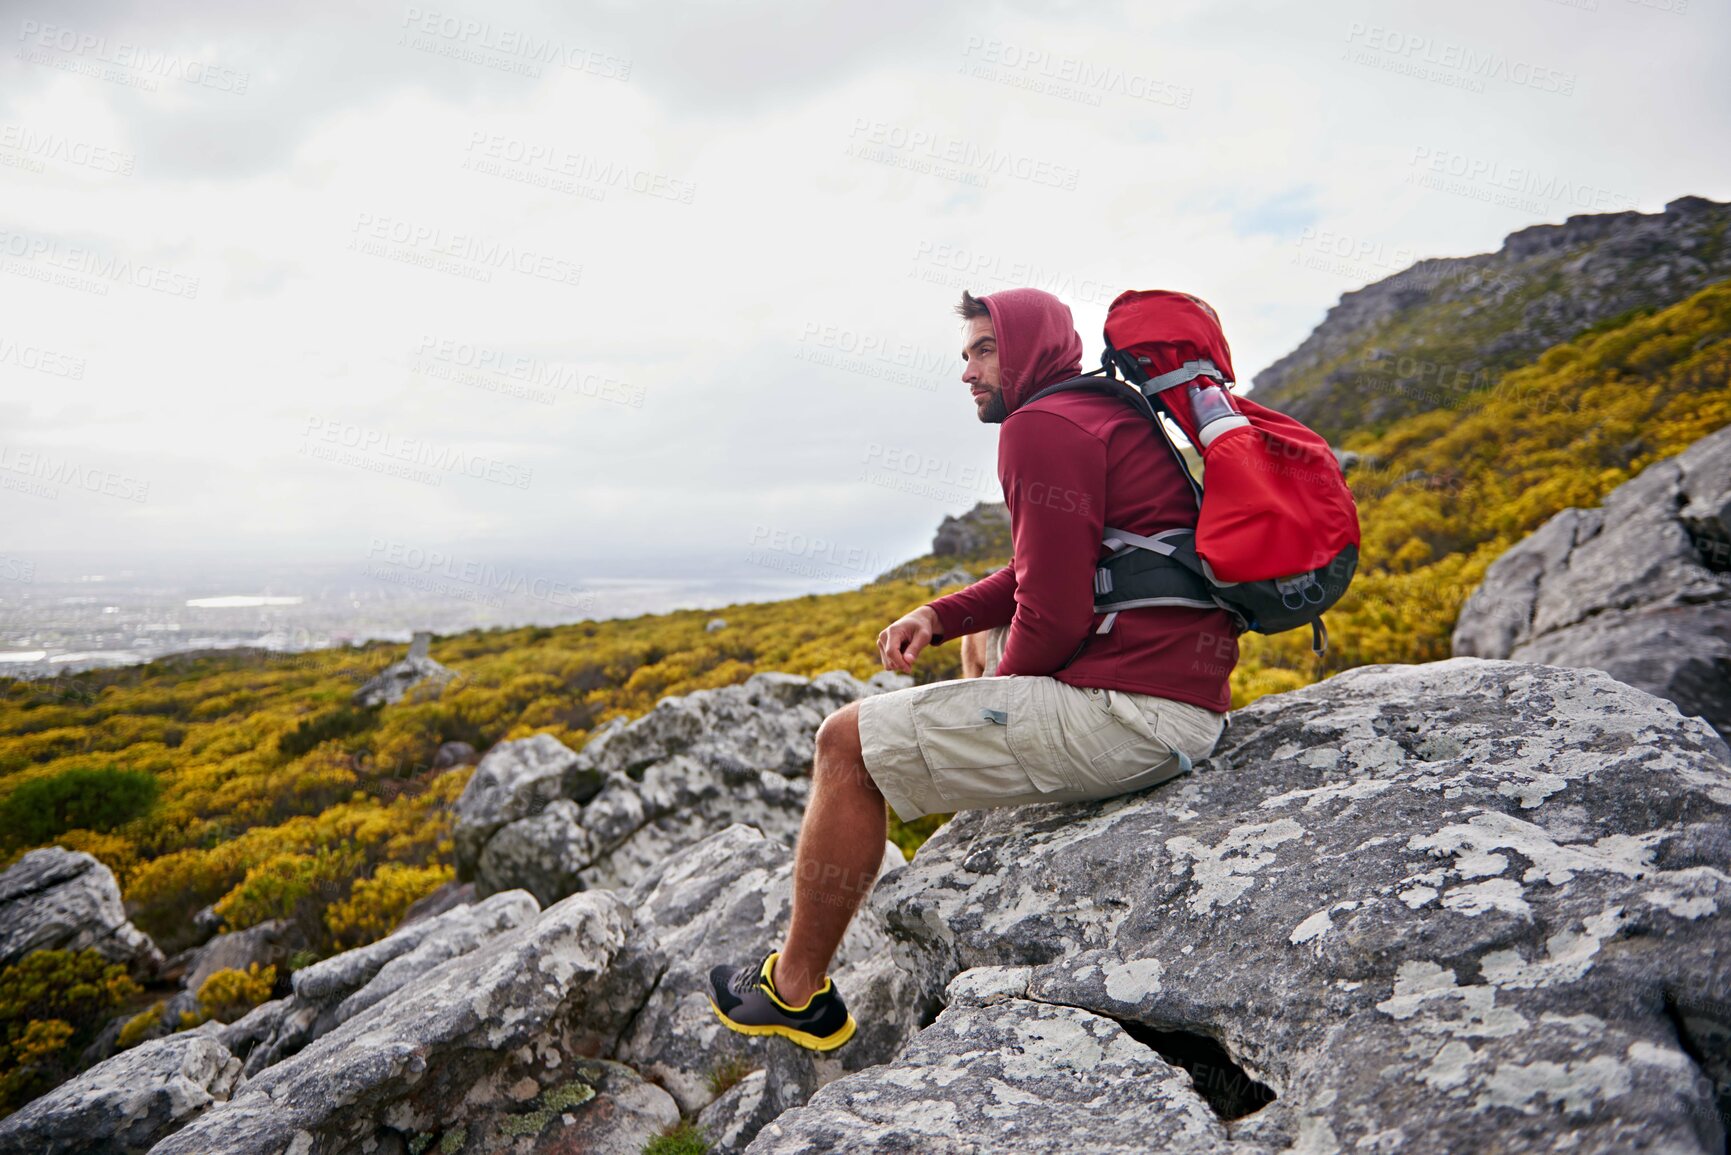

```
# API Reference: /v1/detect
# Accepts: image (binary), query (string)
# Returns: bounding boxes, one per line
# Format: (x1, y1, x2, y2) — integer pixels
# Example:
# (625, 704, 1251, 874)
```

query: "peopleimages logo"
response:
(958, 37, 1193, 109)
(0, 227, 200, 299)
(348, 213, 582, 288)
(301, 418, 533, 489)
(364, 539, 595, 610)
(463, 133, 695, 204)
(0, 445, 149, 502)
(846, 119, 1080, 191)
(399, 7, 632, 80)
(1342, 22, 1577, 96)
(16, 19, 251, 93)
(0, 124, 135, 175)
(413, 336, 645, 408)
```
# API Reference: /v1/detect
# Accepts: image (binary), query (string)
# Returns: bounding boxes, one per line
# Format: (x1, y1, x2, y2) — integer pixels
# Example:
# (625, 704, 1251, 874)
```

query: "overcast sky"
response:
(3, 0, 1727, 592)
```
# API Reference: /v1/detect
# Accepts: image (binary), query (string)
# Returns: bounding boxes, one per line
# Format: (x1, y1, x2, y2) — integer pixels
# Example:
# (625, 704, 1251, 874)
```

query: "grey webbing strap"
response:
(1095, 611, 1119, 634)
(1102, 526, 1189, 556)
(1142, 359, 1231, 393)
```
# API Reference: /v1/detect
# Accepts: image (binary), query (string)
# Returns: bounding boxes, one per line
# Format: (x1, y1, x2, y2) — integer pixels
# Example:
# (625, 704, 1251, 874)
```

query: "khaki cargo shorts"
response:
(856, 625, 1230, 822)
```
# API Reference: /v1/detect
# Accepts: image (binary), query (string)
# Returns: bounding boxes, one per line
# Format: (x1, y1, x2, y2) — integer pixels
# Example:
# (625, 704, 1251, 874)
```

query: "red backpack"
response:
(1025, 289, 1361, 655)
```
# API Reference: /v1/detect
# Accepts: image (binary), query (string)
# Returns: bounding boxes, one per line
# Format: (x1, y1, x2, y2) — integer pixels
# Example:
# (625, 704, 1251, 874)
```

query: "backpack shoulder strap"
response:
(1022, 368, 1204, 510)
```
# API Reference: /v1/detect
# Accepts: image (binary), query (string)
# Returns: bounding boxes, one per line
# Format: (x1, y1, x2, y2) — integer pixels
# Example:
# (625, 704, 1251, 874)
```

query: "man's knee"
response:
(814, 702, 878, 793)
(815, 700, 861, 763)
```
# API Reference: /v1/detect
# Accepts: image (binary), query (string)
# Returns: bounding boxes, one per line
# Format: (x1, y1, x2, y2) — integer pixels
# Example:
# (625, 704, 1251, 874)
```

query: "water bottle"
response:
(1186, 380, 1250, 449)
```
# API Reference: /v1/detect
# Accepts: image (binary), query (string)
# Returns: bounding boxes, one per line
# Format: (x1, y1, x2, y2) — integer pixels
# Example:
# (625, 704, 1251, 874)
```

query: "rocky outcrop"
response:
(0, 1024, 241, 1155)
(1252, 196, 1731, 439)
(757, 658, 1731, 1153)
(8, 656, 1727, 1154)
(0, 847, 164, 975)
(454, 669, 910, 902)
(220, 888, 541, 1077)
(19, 824, 917, 1154)
(1454, 423, 1731, 742)
(350, 630, 457, 708)
(151, 890, 643, 1155)
(750, 992, 1235, 1154)
(931, 500, 1011, 557)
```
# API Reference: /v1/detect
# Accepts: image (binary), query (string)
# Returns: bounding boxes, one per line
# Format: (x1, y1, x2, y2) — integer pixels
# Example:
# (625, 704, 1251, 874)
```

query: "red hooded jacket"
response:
(924, 287, 1238, 713)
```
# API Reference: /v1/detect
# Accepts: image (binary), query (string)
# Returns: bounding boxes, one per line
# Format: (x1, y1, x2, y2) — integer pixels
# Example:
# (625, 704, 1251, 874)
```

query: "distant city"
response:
(0, 556, 844, 677)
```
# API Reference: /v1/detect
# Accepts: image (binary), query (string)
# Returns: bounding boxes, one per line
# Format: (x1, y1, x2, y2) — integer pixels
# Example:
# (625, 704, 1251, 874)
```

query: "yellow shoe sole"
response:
(708, 999, 858, 1051)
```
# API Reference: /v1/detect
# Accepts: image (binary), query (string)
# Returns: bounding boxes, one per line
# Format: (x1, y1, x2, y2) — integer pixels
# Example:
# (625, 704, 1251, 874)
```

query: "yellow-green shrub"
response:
(325, 862, 456, 950)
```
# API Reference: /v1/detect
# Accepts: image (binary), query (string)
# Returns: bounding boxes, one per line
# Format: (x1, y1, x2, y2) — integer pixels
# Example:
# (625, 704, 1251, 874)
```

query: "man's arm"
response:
(922, 563, 1017, 645)
(994, 410, 1107, 676)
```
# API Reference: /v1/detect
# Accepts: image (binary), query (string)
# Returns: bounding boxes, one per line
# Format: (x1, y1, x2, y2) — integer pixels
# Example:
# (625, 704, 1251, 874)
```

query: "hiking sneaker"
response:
(707, 949, 856, 1051)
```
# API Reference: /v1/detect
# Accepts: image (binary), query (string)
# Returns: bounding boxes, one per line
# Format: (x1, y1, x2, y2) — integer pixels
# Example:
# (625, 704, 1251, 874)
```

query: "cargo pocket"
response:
(912, 680, 1073, 802)
(1081, 688, 1186, 790)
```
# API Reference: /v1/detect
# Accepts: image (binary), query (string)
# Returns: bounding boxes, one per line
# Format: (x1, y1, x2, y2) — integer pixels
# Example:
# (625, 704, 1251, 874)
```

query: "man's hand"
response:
(878, 606, 940, 673)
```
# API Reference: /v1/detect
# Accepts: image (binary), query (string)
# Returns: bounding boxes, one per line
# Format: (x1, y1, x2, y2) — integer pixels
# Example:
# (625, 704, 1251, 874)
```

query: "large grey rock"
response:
(221, 888, 540, 1075)
(151, 889, 644, 1155)
(465, 669, 911, 902)
(751, 996, 1235, 1154)
(0, 846, 164, 974)
(453, 733, 602, 875)
(0, 1024, 240, 1155)
(787, 658, 1731, 1154)
(349, 630, 458, 708)
(1454, 423, 1731, 742)
(173, 918, 304, 996)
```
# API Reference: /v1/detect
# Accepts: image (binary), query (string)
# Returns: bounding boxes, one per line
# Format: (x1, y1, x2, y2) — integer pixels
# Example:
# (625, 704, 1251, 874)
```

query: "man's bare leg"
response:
(773, 700, 887, 1006)
(961, 630, 988, 679)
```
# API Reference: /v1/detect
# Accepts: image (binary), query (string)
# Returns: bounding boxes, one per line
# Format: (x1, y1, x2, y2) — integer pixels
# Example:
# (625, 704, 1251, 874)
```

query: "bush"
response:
(0, 948, 143, 1115)
(180, 963, 277, 1028)
(277, 706, 377, 758)
(0, 767, 159, 850)
(324, 862, 455, 950)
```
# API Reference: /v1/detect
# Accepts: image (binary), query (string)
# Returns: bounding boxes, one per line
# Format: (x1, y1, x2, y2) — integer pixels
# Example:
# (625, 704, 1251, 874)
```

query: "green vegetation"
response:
(643, 1121, 711, 1155)
(0, 948, 144, 1115)
(0, 766, 160, 850)
(706, 1055, 756, 1098)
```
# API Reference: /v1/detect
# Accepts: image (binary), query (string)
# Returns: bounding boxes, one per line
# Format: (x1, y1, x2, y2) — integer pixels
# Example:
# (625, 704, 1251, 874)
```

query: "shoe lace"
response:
(729, 952, 773, 997)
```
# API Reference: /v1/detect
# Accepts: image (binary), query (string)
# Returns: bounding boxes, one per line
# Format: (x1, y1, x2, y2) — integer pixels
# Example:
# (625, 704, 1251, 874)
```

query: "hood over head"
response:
(979, 288, 1084, 415)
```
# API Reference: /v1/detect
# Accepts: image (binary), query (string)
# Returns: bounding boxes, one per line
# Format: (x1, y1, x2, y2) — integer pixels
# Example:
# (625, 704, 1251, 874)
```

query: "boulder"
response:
(0, 847, 164, 974)
(150, 889, 643, 1155)
(175, 918, 305, 995)
(1453, 423, 1731, 742)
(221, 888, 540, 1076)
(0, 1024, 241, 1155)
(453, 733, 603, 876)
(760, 658, 1731, 1154)
(462, 669, 911, 902)
(750, 994, 1232, 1154)
(432, 740, 478, 769)
(350, 630, 457, 708)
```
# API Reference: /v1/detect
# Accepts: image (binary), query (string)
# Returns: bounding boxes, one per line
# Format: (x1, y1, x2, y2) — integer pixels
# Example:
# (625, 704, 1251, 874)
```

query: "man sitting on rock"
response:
(708, 286, 1240, 1050)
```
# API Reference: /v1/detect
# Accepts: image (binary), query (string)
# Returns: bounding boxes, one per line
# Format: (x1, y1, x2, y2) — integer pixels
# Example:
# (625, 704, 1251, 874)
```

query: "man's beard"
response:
(978, 387, 1008, 424)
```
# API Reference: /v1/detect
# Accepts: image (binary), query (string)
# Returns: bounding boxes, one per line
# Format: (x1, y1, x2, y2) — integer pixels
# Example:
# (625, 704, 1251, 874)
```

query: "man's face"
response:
(961, 314, 1007, 424)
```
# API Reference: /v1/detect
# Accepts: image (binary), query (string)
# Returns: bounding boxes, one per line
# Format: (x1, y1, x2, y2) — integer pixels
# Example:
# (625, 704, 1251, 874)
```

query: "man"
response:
(707, 286, 1240, 1051)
